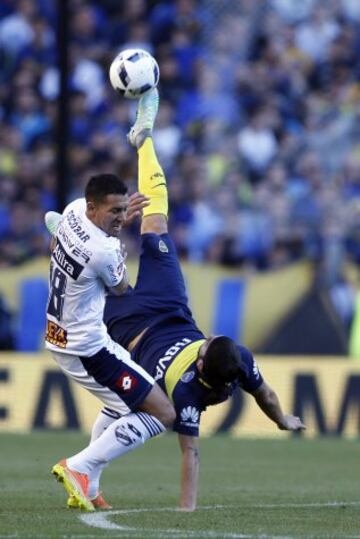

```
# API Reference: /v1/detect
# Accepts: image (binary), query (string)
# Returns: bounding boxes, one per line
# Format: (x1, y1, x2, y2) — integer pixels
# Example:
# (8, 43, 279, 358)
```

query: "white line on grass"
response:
(79, 501, 360, 538)
(249, 501, 360, 509)
(80, 506, 255, 538)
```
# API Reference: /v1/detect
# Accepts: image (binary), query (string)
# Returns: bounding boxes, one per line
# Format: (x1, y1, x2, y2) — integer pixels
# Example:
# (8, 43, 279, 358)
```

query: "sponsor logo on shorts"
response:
(180, 406, 199, 427)
(115, 372, 137, 392)
(158, 240, 168, 253)
(181, 371, 195, 383)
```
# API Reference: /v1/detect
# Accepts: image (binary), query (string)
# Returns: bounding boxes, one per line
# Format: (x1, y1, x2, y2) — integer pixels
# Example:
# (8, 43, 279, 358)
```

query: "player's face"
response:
(88, 194, 129, 237)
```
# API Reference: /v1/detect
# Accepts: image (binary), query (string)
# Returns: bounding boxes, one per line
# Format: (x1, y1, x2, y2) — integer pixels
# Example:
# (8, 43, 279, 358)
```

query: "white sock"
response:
(88, 408, 119, 498)
(91, 408, 120, 442)
(67, 412, 165, 476)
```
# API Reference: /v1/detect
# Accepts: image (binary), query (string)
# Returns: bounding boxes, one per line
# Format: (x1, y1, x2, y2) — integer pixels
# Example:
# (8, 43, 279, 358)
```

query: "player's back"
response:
(45, 198, 124, 356)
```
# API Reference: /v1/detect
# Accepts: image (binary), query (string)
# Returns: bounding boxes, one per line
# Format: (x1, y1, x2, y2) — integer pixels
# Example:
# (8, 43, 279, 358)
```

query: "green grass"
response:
(0, 432, 359, 538)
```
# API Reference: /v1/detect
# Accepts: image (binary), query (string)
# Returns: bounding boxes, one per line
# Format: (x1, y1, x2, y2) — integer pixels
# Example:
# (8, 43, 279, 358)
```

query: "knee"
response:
(139, 385, 176, 429)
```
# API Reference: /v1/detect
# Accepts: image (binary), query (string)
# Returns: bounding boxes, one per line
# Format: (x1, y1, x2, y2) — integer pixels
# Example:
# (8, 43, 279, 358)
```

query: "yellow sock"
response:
(138, 137, 168, 218)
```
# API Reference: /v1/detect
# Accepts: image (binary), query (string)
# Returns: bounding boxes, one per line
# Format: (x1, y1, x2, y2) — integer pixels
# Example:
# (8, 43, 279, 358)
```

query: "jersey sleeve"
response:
(237, 345, 264, 393)
(172, 384, 203, 437)
(62, 198, 86, 217)
(96, 242, 126, 288)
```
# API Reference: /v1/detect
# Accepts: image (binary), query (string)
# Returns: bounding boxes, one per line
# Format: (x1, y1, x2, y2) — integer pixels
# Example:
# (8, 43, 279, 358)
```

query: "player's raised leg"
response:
(128, 88, 168, 235)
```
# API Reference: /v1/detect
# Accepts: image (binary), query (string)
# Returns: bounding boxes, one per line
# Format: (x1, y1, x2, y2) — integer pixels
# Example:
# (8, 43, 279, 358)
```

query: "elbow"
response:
(112, 283, 127, 296)
(265, 388, 277, 403)
(111, 273, 130, 295)
(255, 386, 277, 407)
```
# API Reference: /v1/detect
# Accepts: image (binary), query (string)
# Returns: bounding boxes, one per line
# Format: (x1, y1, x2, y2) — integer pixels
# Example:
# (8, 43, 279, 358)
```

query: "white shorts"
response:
(51, 338, 154, 415)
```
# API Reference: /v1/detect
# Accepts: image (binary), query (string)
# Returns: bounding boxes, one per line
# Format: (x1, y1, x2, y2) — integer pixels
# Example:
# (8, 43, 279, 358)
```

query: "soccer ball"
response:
(109, 49, 160, 99)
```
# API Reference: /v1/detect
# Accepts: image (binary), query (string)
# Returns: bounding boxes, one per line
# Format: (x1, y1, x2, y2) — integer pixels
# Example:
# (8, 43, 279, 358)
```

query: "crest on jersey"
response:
(181, 371, 195, 383)
(158, 240, 168, 253)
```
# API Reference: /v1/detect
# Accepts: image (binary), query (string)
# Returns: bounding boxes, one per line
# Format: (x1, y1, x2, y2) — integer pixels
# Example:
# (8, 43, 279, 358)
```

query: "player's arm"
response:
(109, 266, 129, 295)
(98, 242, 129, 295)
(124, 192, 150, 227)
(251, 381, 306, 431)
(177, 434, 200, 512)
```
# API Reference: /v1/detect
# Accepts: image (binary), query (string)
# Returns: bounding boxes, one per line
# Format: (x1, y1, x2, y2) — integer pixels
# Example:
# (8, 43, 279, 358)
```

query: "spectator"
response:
(0, 0, 358, 290)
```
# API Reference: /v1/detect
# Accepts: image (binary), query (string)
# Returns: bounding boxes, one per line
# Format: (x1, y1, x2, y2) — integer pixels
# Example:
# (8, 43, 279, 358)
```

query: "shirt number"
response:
(47, 265, 67, 321)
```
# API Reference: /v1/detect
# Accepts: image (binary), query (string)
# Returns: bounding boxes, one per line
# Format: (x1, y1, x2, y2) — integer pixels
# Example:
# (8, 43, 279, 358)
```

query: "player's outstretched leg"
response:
(128, 88, 168, 234)
(57, 408, 168, 510)
(67, 408, 118, 510)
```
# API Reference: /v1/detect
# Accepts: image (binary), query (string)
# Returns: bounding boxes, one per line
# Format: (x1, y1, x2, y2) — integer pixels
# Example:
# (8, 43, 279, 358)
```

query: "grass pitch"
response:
(0, 432, 359, 538)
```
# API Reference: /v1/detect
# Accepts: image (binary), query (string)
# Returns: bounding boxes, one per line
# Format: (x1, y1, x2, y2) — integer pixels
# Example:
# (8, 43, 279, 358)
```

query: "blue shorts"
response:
(51, 337, 154, 414)
(104, 233, 198, 348)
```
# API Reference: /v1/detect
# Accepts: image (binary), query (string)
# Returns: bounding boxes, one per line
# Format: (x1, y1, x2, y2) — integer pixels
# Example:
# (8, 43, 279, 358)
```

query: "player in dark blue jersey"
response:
(66, 91, 305, 511)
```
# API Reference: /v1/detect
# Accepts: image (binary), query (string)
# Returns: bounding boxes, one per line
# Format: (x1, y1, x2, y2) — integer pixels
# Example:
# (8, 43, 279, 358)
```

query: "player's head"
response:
(85, 174, 128, 237)
(197, 335, 249, 390)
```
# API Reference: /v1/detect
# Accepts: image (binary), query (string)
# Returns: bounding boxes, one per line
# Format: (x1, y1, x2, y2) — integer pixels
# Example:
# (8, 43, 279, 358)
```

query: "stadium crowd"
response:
(0, 0, 359, 278)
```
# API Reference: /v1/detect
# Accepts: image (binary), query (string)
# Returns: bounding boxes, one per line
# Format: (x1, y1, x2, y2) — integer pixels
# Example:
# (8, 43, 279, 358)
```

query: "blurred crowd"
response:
(0, 0, 359, 289)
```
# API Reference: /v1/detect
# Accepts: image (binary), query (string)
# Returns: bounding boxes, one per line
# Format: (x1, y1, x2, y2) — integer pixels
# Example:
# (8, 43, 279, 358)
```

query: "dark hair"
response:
(202, 336, 249, 389)
(85, 174, 128, 205)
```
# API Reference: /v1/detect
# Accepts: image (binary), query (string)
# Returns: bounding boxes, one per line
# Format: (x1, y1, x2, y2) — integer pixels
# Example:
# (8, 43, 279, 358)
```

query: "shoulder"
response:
(63, 198, 86, 217)
(237, 345, 263, 393)
(173, 372, 206, 411)
(96, 236, 123, 263)
(104, 235, 122, 251)
(92, 236, 125, 285)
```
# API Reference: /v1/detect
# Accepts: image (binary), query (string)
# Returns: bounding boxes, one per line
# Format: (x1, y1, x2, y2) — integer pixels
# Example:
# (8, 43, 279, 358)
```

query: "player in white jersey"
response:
(46, 196, 126, 356)
(45, 169, 175, 511)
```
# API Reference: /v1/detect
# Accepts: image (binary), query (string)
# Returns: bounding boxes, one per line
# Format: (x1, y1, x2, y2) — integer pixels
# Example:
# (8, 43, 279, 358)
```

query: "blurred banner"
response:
(0, 354, 359, 438)
(0, 257, 315, 351)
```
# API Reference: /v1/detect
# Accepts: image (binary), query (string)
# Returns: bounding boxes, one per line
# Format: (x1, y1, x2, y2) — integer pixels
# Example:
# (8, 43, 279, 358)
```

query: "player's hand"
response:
(278, 415, 306, 431)
(124, 192, 150, 226)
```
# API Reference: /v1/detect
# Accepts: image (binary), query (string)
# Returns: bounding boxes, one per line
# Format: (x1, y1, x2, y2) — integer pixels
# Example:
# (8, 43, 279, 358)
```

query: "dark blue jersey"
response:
(130, 318, 263, 436)
(104, 233, 263, 436)
(104, 234, 197, 349)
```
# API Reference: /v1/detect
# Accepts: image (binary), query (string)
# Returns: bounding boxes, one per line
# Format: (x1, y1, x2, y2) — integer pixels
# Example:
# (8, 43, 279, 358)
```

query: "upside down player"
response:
(48, 89, 305, 511)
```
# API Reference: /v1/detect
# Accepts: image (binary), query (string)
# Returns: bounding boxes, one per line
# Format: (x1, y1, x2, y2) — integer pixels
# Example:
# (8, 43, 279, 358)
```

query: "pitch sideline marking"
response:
(79, 502, 360, 538)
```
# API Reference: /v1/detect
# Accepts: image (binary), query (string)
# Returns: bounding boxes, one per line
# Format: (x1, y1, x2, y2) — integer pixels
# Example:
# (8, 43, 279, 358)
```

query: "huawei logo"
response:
(180, 406, 199, 424)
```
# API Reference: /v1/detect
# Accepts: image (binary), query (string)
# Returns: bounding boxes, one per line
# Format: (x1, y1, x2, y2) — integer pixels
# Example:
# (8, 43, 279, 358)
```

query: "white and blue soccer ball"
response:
(109, 48, 160, 99)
